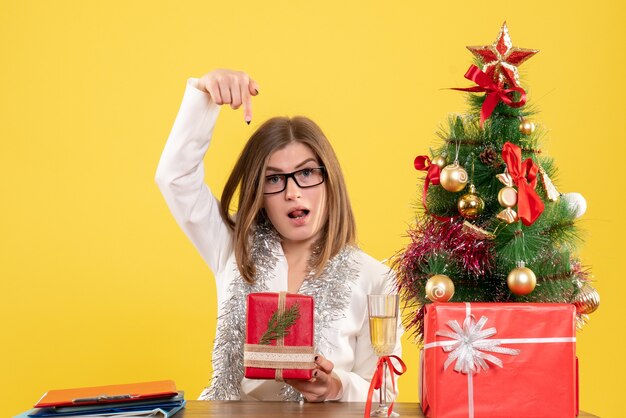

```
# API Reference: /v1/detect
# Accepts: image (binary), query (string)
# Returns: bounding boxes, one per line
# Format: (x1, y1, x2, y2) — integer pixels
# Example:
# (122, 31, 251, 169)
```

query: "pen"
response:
(72, 394, 132, 403)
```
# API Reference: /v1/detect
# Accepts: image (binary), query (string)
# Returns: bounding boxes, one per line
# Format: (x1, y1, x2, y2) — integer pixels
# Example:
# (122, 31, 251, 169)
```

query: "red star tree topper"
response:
(467, 22, 538, 87)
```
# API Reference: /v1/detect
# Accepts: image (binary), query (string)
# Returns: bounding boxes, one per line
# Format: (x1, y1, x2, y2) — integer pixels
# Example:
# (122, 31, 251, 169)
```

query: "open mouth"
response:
(288, 209, 310, 219)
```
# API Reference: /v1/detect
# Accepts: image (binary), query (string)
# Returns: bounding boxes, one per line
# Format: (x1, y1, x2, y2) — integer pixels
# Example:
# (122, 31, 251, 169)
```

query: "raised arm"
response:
(155, 70, 259, 275)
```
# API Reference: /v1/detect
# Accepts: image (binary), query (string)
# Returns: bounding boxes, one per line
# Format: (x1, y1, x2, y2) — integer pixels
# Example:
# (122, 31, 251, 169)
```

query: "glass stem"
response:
(380, 360, 387, 409)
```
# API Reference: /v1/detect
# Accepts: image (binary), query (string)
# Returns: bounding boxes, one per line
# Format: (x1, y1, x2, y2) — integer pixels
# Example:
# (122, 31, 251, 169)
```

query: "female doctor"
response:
(155, 69, 401, 402)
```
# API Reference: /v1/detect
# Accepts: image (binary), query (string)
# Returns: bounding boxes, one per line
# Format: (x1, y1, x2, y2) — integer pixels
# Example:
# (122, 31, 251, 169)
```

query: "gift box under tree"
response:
(420, 303, 577, 418)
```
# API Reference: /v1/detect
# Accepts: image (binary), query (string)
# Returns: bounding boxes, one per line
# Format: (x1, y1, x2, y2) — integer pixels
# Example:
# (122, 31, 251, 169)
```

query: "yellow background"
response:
(1, 1, 623, 416)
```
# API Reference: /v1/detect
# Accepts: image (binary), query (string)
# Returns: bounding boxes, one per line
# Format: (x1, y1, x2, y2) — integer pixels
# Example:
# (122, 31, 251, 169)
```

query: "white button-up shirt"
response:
(156, 79, 402, 402)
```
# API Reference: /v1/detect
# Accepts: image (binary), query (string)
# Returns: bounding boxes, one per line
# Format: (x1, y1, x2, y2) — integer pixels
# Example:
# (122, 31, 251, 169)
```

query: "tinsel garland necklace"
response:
(200, 221, 358, 401)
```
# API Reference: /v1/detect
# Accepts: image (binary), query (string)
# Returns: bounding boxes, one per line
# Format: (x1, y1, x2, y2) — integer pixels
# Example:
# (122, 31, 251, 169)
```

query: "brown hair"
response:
(219, 116, 356, 284)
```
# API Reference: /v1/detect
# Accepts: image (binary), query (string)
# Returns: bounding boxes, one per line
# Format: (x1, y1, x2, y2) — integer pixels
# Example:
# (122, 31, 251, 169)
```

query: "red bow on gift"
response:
(364, 355, 407, 418)
(502, 142, 544, 226)
(414, 155, 441, 210)
(453, 65, 527, 128)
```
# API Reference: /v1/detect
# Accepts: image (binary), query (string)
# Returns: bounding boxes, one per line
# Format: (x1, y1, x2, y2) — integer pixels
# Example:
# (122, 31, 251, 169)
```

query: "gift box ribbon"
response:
(243, 291, 315, 381)
(423, 303, 576, 418)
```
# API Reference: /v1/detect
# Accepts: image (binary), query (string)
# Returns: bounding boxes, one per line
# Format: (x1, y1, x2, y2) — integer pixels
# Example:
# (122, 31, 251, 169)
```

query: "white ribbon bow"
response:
(436, 315, 520, 374)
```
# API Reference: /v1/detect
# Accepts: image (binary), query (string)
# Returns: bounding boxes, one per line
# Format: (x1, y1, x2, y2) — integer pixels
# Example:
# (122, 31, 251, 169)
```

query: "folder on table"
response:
(34, 380, 178, 408)
(24, 392, 185, 418)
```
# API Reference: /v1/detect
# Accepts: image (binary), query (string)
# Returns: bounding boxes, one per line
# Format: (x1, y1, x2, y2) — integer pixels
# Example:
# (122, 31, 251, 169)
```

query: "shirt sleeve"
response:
(155, 78, 233, 276)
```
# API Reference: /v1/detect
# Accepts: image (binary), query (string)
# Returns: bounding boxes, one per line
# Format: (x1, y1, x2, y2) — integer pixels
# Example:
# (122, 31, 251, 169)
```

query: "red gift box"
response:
(244, 292, 315, 380)
(420, 303, 577, 418)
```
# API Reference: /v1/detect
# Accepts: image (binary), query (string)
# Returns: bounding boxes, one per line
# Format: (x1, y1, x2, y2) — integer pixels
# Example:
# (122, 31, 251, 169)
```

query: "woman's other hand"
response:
(197, 69, 260, 124)
(286, 355, 343, 402)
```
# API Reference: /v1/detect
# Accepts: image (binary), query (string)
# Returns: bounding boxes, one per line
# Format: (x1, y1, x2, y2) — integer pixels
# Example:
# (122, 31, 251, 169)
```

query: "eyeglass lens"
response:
(264, 167, 324, 194)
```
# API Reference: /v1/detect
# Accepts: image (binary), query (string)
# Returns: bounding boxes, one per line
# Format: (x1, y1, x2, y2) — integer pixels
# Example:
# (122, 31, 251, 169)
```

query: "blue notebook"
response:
(14, 392, 185, 418)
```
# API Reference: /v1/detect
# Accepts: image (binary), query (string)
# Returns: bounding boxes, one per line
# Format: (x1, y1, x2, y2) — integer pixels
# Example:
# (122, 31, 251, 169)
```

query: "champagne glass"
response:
(367, 294, 399, 417)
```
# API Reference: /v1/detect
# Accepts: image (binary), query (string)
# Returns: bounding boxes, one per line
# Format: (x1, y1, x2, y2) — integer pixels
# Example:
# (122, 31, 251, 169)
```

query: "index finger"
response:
(314, 355, 334, 374)
(243, 76, 259, 124)
(242, 83, 252, 124)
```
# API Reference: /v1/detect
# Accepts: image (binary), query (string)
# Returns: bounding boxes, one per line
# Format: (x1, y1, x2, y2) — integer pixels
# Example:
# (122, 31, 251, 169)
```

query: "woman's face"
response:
(262, 142, 327, 248)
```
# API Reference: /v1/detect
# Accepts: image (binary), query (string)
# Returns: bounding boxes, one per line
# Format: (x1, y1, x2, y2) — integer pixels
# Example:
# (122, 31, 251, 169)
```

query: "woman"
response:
(155, 69, 401, 402)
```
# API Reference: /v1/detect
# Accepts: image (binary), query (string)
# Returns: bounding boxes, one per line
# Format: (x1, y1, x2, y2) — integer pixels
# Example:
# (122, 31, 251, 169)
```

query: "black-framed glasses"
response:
(263, 167, 326, 195)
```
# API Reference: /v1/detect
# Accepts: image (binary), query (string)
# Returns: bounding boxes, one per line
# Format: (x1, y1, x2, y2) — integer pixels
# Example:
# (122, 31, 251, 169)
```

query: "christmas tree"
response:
(394, 22, 599, 343)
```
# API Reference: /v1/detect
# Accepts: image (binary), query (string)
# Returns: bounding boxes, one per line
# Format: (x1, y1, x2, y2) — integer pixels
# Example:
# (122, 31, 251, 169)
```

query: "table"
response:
(177, 400, 599, 417)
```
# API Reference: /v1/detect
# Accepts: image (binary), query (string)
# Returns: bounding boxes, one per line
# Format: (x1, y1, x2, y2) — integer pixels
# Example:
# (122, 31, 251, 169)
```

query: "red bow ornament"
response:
(501, 142, 544, 226)
(364, 355, 407, 418)
(453, 65, 527, 128)
(414, 155, 441, 210)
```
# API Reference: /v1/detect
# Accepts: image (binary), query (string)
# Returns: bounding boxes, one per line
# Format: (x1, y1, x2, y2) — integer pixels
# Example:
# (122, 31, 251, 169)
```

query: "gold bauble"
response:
(431, 155, 447, 169)
(425, 274, 455, 302)
(458, 185, 485, 219)
(439, 163, 468, 193)
(507, 262, 537, 295)
(573, 283, 600, 315)
(498, 186, 518, 208)
(519, 119, 536, 135)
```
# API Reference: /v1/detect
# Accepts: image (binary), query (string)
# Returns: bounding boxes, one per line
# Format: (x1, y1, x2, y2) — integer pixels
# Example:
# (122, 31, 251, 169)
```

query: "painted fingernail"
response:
(314, 356, 319, 362)
(245, 118, 251, 125)
(255, 89, 259, 95)
(313, 370, 318, 377)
